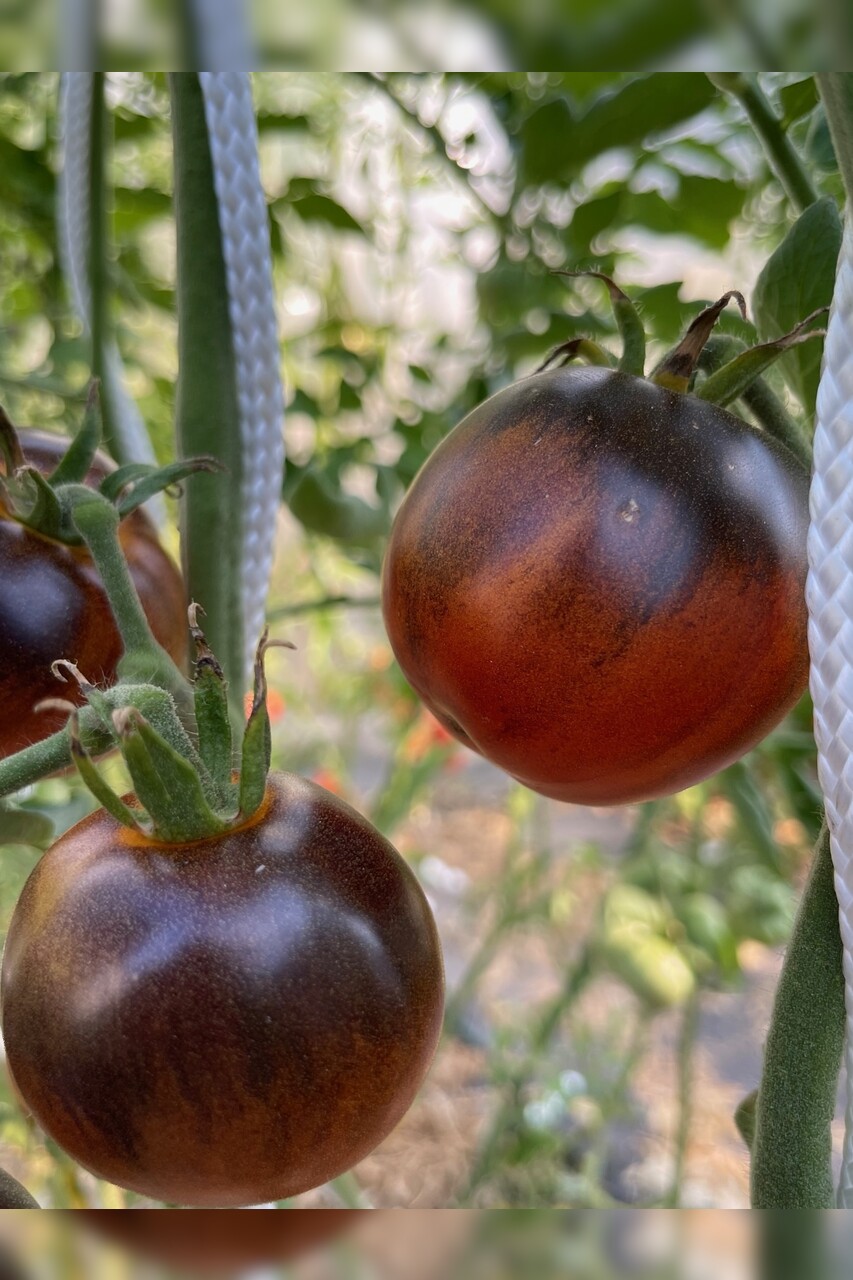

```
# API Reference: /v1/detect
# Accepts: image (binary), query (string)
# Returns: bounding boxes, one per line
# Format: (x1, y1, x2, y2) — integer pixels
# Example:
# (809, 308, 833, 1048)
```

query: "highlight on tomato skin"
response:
(381, 365, 810, 806)
(0, 772, 445, 1208)
(0, 430, 187, 757)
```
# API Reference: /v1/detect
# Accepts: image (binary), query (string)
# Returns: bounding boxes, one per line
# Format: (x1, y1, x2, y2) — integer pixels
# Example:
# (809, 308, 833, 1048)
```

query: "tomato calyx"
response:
(0, 383, 220, 548)
(39, 615, 294, 845)
(537, 270, 826, 471)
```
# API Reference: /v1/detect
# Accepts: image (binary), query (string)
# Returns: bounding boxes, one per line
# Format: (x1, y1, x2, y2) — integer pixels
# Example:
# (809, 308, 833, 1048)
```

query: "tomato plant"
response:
(0, 424, 188, 757)
(382, 285, 816, 805)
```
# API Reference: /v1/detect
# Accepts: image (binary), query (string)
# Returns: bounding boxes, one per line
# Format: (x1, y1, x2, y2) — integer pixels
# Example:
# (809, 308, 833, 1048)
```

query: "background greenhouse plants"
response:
(0, 71, 846, 1209)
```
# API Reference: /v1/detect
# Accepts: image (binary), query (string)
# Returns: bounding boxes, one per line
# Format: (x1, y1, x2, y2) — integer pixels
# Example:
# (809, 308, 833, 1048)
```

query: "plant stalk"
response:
(170, 73, 246, 721)
(707, 74, 818, 213)
(817, 74, 853, 208)
(751, 827, 845, 1208)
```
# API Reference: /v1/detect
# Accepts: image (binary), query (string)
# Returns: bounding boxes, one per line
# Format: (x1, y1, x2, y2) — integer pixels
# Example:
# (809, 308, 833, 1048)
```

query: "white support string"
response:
(187, 0, 255, 70)
(806, 215, 853, 1206)
(198, 72, 286, 674)
(57, 73, 161, 487)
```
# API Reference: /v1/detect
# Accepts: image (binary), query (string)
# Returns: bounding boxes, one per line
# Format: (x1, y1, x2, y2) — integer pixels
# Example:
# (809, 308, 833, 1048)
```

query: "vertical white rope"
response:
(187, 0, 255, 70)
(197, 73, 286, 674)
(806, 215, 853, 1205)
(57, 73, 160, 482)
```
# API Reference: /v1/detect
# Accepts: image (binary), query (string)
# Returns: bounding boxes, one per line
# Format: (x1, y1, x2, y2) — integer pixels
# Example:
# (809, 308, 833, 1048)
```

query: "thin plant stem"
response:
(817, 74, 853, 207)
(667, 987, 701, 1208)
(707, 74, 818, 213)
(266, 595, 381, 620)
(460, 945, 594, 1201)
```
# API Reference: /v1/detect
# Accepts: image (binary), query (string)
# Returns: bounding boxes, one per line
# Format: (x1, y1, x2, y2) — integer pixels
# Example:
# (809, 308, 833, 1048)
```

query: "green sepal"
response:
(1, 465, 69, 541)
(48, 380, 102, 487)
(695, 310, 827, 408)
(84, 680, 221, 807)
(115, 708, 230, 843)
(239, 637, 273, 820)
(535, 337, 616, 373)
(698, 335, 812, 470)
(38, 700, 148, 832)
(556, 270, 646, 376)
(652, 291, 747, 392)
(239, 632, 295, 820)
(189, 605, 236, 807)
(98, 455, 222, 517)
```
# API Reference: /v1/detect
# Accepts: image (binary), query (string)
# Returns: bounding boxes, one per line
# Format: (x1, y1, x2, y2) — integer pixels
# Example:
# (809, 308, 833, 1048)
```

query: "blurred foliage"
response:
(0, 71, 840, 1209)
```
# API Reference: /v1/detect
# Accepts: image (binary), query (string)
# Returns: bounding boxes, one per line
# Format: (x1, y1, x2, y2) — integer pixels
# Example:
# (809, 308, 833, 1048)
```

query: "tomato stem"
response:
(66, 486, 191, 702)
(0, 711, 113, 799)
(751, 827, 845, 1208)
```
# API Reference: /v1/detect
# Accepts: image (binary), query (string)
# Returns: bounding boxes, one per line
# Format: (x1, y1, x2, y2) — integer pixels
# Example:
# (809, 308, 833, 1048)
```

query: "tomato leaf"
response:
(752, 196, 842, 417)
(0, 801, 54, 849)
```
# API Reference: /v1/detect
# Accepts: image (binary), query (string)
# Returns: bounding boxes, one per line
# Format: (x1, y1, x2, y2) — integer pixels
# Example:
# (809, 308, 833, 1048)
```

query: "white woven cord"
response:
(187, 0, 255, 70)
(198, 73, 286, 674)
(57, 73, 160, 481)
(807, 215, 853, 1206)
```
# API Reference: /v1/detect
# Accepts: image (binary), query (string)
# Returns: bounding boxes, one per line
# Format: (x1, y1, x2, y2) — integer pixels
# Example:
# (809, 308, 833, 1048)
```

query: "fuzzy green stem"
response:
(817, 75, 853, 208)
(68, 488, 189, 699)
(170, 73, 246, 721)
(751, 827, 845, 1208)
(707, 74, 818, 214)
(0, 712, 113, 798)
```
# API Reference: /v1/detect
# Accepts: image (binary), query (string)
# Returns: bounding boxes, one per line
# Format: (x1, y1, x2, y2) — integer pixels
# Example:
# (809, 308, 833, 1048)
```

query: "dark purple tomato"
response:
(382, 366, 810, 805)
(0, 430, 188, 757)
(79, 1208, 360, 1270)
(0, 773, 444, 1207)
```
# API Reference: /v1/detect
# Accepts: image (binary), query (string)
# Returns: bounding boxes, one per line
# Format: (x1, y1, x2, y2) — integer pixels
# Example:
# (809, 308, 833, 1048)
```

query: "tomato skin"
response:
(79, 1209, 360, 1269)
(381, 366, 810, 805)
(0, 773, 444, 1207)
(0, 431, 188, 757)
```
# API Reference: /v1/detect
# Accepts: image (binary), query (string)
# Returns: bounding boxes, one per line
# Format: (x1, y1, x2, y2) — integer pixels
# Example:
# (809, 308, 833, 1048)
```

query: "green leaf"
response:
(286, 467, 388, 544)
(573, 74, 716, 165)
(778, 77, 818, 127)
(0, 802, 54, 849)
(518, 98, 576, 186)
(752, 196, 842, 417)
(290, 192, 365, 235)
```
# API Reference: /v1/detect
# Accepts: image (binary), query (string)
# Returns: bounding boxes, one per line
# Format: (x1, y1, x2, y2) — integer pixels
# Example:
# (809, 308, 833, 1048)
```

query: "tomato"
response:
(79, 1209, 360, 1269)
(0, 772, 444, 1207)
(381, 366, 809, 805)
(0, 430, 187, 757)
